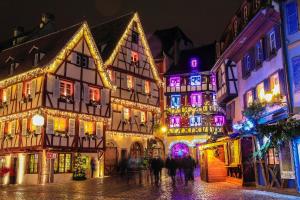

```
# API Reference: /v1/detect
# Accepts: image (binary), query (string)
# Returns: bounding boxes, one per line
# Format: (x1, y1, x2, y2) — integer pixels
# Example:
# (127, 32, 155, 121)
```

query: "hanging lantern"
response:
(32, 114, 45, 126)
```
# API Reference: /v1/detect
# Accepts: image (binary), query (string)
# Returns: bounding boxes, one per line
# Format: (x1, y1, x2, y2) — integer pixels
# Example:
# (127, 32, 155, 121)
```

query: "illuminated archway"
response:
(170, 143, 189, 158)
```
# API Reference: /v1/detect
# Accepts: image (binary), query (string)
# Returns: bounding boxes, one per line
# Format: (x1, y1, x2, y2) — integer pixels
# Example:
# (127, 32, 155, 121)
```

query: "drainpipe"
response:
(279, 1, 294, 114)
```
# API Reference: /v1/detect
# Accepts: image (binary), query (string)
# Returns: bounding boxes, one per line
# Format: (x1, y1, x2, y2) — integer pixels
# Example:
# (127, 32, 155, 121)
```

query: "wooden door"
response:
(104, 142, 118, 176)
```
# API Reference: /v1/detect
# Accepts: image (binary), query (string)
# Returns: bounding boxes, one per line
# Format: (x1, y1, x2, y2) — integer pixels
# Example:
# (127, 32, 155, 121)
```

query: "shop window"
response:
(190, 75, 201, 86)
(270, 73, 280, 96)
(84, 121, 94, 135)
(123, 108, 130, 121)
(170, 95, 181, 108)
(54, 153, 72, 173)
(76, 53, 89, 68)
(169, 77, 180, 87)
(256, 82, 265, 102)
(170, 116, 180, 128)
(54, 117, 67, 133)
(131, 51, 139, 63)
(127, 75, 133, 89)
(140, 111, 146, 123)
(144, 80, 150, 94)
(190, 115, 201, 127)
(89, 87, 100, 102)
(132, 31, 139, 44)
(246, 90, 254, 107)
(268, 148, 279, 165)
(190, 93, 202, 107)
(28, 154, 38, 174)
(60, 80, 73, 97)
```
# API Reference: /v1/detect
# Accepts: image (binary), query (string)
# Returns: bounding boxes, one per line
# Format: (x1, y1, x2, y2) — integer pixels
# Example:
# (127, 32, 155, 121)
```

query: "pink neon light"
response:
(169, 77, 180, 87)
(170, 116, 180, 128)
(214, 115, 225, 126)
(190, 93, 202, 107)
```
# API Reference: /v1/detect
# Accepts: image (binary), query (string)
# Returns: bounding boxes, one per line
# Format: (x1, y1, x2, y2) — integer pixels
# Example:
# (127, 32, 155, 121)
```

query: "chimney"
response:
(40, 13, 55, 28)
(13, 26, 24, 46)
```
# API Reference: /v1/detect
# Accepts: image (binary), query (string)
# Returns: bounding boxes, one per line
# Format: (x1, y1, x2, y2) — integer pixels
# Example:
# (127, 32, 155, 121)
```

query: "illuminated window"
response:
(270, 73, 280, 96)
(28, 154, 38, 174)
(60, 80, 73, 97)
(190, 93, 202, 107)
(170, 95, 181, 108)
(267, 148, 279, 165)
(190, 115, 201, 127)
(2, 89, 7, 103)
(144, 81, 150, 94)
(214, 115, 225, 126)
(140, 112, 146, 123)
(170, 116, 180, 128)
(256, 82, 265, 102)
(131, 51, 139, 62)
(7, 120, 16, 135)
(127, 75, 133, 89)
(246, 90, 253, 107)
(269, 31, 276, 51)
(123, 108, 130, 120)
(54, 117, 66, 132)
(190, 76, 201, 86)
(84, 121, 94, 135)
(89, 87, 100, 102)
(169, 77, 180, 87)
(54, 153, 72, 173)
(24, 81, 31, 97)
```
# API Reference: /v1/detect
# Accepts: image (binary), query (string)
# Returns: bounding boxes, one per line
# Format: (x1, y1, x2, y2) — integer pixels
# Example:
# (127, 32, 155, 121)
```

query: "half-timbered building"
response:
(0, 22, 112, 184)
(91, 13, 162, 175)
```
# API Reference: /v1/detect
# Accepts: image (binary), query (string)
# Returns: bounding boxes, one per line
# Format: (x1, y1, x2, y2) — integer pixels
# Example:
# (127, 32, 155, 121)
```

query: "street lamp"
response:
(32, 114, 45, 126)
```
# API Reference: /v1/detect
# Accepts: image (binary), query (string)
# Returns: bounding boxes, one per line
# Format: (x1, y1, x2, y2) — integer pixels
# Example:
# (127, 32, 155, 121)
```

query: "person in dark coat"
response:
(151, 157, 163, 186)
(165, 156, 171, 175)
(168, 157, 177, 185)
(183, 155, 196, 186)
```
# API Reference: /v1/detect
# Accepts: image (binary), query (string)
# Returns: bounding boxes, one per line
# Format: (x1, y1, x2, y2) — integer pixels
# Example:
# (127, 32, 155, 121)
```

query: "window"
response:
(60, 80, 73, 97)
(255, 40, 264, 62)
(131, 51, 139, 62)
(144, 81, 150, 94)
(76, 53, 89, 68)
(170, 116, 180, 128)
(246, 90, 254, 107)
(123, 108, 130, 121)
(245, 54, 251, 71)
(89, 87, 100, 102)
(214, 115, 225, 126)
(84, 121, 94, 135)
(190, 75, 201, 86)
(2, 89, 7, 103)
(267, 148, 279, 165)
(54, 153, 72, 173)
(54, 117, 67, 132)
(190, 115, 201, 127)
(7, 120, 16, 135)
(170, 95, 181, 108)
(254, 0, 260, 9)
(190, 58, 198, 68)
(292, 56, 300, 92)
(24, 81, 31, 97)
(270, 73, 280, 96)
(127, 75, 133, 89)
(269, 31, 276, 51)
(169, 77, 180, 87)
(233, 20, 238, 36)
(190, 93, 202, 107)
(132, 31, 139, 44)
(286, 2, 298, 34)
(28, 154, 38, 174)
(226, 101, 235, 120)
(140, 112, 146, 123)
(256, 82, 265, 102)
(243, 5, 248, 22)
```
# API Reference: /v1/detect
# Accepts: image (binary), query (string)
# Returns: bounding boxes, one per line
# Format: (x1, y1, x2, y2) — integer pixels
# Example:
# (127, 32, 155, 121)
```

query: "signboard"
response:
(279, 142, 295, 179)
(46, 152, 57, 160)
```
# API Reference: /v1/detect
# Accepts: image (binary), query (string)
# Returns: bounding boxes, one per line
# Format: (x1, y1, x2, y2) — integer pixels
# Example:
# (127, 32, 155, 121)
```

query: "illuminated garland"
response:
(104, 13, 163, 86)
(167, 126, 223, 136)
(111, 97, 160, 113)
(166, 105, 223, 115)
(106, 131, 153, 138)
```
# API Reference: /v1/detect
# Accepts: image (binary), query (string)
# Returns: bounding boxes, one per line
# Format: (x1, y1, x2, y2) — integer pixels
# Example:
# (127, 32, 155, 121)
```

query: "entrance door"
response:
(130, 142, 143, 158)
(104, 142, 118, 176)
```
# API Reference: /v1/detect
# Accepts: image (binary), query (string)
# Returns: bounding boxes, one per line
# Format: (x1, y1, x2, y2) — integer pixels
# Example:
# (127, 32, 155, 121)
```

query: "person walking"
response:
(90, 158, 96, 178)
(151, 157, 163, 186)
(165, 156, 171, 176)
(183, 155, 196, 186)
(168, 157, 177, 186)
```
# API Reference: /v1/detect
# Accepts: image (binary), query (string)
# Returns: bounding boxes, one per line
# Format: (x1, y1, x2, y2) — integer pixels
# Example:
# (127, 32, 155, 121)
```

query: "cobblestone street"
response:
(0, 172, 299, 200)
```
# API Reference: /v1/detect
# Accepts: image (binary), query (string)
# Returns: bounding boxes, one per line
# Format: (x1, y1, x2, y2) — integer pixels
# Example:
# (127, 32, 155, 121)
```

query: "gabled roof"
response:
(0, 23, 81, 80)
(165, 43, 216, 76)
(91, 12, 135, 61)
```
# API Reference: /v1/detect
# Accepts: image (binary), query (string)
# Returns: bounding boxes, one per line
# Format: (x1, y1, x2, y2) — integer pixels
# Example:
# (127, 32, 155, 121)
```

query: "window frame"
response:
(60, 80, 73, 97)
(170, 95, 181, 108)
(76, 53, 89, 68)
(89, 87, 100, 102)
(54, 153, 72, 174)
(170, 116, 180, 128)
(131, 51, 139, 63)
(27, 154, 39, 174)
(190, 93, 202, 107)
(169, 77, 181, 87)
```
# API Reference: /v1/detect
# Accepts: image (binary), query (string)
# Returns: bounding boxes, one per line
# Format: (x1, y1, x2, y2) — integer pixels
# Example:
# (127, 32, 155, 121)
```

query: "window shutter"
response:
(74, 82, 81, 101)
(278, 69, 287, 95)
(101, 88, 109, 105)
(46, 116, 54, 135)
(22, 118, 27, 135)
(243, 93, 247, 109)
(11, 120, 16, 136)
(263, 36, 270, 60)
(131, 110, 135, 124)
(264, 78, 271, 93)
(275, 25, 281, 50)
(96, 122, 103, 137)
(71, 52, 77, 64)
(297, 0, 300, 28)
(79, 120, 84, 136)
(83, 83, 90, 103)
(121, 109, 125, 122)
(141, 80, 145, 93)
(126, 49, 131, 63)
(17, 83, 23, 101)
(0, 122, 3, 138)
(242, 56, 247, 79)
(68, 119, 76, 136)
(53, 78, 60, 98)
(121, 73, 127, 89)
(147, 112, 152, 125)
(31, 79, 37, 99)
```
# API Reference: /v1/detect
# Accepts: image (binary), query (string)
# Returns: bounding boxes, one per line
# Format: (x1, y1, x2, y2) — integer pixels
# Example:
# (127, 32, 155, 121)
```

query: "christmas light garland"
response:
(106, 130, 153, 138)
(111, 97, 160, 113)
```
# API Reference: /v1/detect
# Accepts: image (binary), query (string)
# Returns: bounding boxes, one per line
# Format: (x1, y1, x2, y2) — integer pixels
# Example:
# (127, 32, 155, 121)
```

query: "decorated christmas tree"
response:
(73, 153, 87, 180)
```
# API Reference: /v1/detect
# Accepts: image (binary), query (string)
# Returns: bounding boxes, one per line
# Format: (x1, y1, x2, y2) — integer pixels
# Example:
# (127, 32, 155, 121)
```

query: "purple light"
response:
(171, 143, 189, 158)
(211, 74, 216, 86)
(190, 58, 199, 68)
(214, 115, 225, 126)
(170, 116, 180, 128)
(169, 76, 180, 87)
(190, 93, 202, 107)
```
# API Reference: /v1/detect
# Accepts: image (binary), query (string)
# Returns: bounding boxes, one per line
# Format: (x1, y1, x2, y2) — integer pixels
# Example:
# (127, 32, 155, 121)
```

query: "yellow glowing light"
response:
(273, 84, 280, 96)
(17, 153, 25, 184)
(264, 93, 273, 103)
(111, 98, 160, 113)
(161, 126, 167, 133)
(3, 155, 11, 185)
(32, 114, 45, 126)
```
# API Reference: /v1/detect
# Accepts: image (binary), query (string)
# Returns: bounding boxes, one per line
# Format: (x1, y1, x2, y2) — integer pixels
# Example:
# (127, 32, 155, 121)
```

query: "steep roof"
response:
(91, 12, 134, 61)
(0, 23, 81, 80)
(165, 43, 216, 76)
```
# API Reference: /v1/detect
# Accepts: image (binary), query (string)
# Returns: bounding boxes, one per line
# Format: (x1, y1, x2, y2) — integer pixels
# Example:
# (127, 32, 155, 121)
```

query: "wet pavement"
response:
(0, 172, 299, 200)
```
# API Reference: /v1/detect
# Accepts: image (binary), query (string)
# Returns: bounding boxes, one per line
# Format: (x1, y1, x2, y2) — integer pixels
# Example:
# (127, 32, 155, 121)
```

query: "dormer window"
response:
(131, 51, 139, 63)
(60, 80, 73, 97)
(76, 53, 89, 68)
(132, 31, 139, 44)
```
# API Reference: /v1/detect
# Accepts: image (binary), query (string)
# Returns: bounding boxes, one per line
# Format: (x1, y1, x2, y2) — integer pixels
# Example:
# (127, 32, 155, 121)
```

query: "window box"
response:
(89, 100, 101, 107)
(54, 130, 68, 137)
(22, 95, 32, 103)
(59, 95, 74, 103)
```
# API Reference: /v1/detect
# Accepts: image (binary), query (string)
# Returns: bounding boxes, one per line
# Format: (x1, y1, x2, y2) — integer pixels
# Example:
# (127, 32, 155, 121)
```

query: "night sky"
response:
(0, 0, 243, 46)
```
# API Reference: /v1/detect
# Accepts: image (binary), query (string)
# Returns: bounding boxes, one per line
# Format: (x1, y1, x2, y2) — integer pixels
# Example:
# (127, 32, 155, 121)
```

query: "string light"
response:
(106, 131, 154, 138)
(111, 98, 160, 113)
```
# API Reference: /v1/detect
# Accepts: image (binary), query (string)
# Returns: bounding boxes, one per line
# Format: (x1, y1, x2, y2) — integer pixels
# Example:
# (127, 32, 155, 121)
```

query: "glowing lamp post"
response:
(32, 114, 45, 126)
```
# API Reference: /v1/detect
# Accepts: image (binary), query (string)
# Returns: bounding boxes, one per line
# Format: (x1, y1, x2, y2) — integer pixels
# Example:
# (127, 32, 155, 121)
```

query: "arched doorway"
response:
(104, 141, 118, 176)
(130, 142, 143, 158)
(171, 143, 189, 158)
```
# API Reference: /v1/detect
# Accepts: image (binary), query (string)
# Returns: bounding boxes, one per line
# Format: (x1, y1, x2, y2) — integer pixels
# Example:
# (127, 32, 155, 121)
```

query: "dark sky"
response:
(0, 0, 243, 46)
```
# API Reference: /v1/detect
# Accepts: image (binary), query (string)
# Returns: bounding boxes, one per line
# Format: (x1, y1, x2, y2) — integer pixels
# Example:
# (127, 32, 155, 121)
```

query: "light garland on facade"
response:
(106, 131, 154, 138)
(111, 97, 160, 113)
(166, 105, 223, 115)
(167, 126, 223, 136)
(104, 13, 163, 86)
